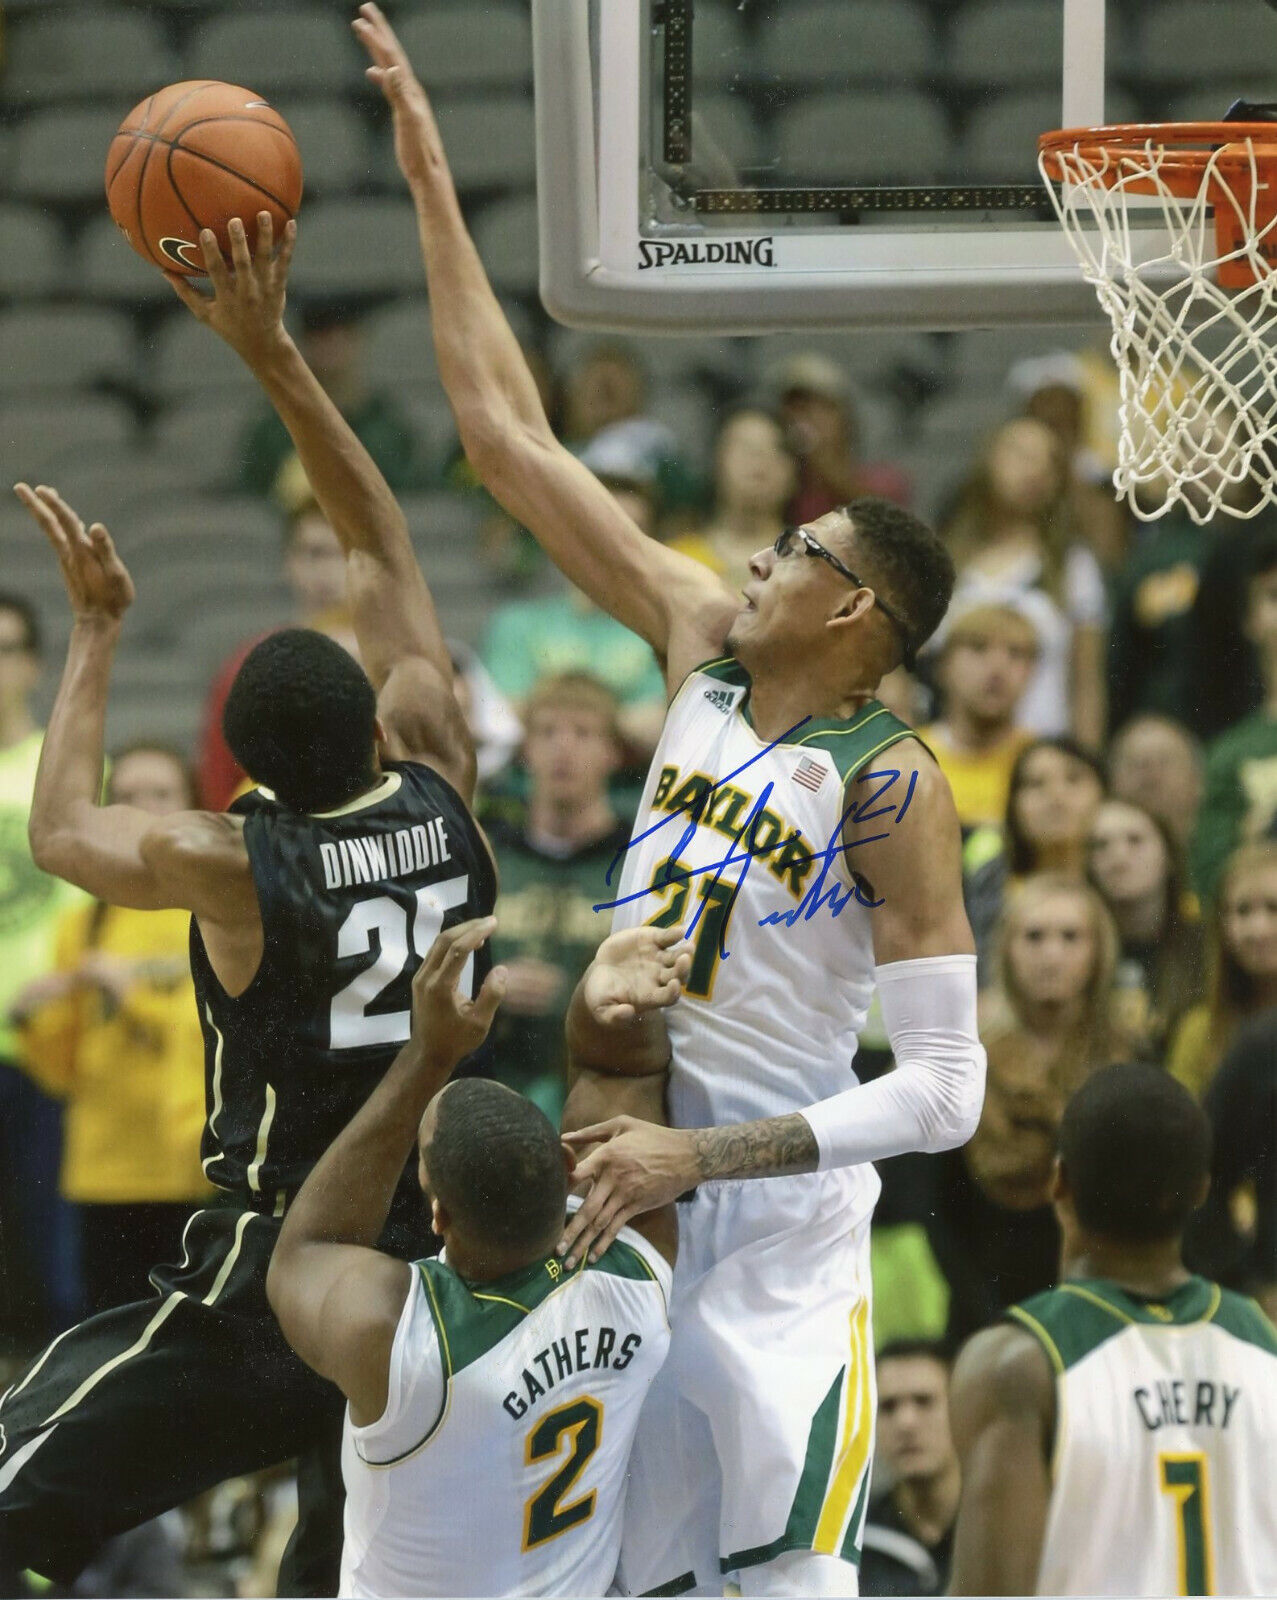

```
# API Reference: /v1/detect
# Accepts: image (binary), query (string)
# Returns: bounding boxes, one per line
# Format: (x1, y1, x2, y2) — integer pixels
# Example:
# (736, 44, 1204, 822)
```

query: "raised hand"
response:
(410, 916, 507, 1072)
(166, 211, 296, 364)
(352, 2, 445, 193)
(581, 926, 693, 1027)
(14, 484, 135, 622)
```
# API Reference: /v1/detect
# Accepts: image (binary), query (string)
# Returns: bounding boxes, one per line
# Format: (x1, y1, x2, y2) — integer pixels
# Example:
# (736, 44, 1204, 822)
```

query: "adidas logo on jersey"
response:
(704, 687, 737, 713)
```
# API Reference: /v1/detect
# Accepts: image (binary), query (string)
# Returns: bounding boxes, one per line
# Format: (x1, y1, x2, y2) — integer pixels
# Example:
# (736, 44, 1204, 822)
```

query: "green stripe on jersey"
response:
(1009, 1277, 1253, 1371)
(417, 1235, 659, 1375)
(1209, 1288, 1277, 1355)
(721, 1365, 847, 1573)
(692, 657, 925, 784)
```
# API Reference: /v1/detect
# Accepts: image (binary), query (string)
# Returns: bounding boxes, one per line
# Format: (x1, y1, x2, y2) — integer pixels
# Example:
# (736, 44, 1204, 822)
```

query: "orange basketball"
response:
(105, 81, 303, 276)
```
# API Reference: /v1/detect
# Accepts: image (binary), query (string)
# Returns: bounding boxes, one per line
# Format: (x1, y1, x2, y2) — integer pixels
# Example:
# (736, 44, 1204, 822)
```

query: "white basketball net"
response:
(1039, 129, 1277, 523)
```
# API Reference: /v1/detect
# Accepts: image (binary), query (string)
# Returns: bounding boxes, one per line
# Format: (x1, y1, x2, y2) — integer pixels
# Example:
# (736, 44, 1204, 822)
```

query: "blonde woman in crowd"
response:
(927, 874, 1126, 1341)
(964, 735, 1107, 977)
(942, 416, 1107, 747)
(1169, 840, 1277, 1100)
(1086, 797, 1205, 1058)
(10, 745, 213, 1316)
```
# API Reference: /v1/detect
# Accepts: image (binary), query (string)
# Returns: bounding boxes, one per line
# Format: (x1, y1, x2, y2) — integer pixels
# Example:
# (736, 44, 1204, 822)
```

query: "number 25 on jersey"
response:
(330, 876, 470, 1049)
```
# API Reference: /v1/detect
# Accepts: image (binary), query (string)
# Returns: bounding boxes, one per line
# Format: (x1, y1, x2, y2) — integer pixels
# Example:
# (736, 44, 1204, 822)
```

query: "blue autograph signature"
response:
(592, 721, 918, 964)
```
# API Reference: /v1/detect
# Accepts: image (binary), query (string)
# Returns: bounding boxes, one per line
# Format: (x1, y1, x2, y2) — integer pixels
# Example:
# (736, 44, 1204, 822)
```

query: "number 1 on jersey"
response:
(1159, 1452, 1215, 1596)
(647, 852, 732, 999)
(330, 876, 470, 1049)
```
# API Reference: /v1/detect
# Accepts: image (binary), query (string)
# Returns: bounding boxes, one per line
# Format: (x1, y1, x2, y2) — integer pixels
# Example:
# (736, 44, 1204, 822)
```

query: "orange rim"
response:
(1039, 122, 1277, 196)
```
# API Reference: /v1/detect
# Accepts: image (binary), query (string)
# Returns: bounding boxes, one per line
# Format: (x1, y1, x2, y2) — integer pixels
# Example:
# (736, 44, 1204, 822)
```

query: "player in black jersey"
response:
(0, 215, 494, 1596)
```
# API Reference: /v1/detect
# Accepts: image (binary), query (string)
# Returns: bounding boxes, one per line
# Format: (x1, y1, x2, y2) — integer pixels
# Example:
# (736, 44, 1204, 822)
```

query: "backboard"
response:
(531, 0, 1277, 331)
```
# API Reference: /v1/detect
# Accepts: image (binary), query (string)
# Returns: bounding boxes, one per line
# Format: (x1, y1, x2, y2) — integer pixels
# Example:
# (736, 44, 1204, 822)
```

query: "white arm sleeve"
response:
(800, 954, 986, 1172)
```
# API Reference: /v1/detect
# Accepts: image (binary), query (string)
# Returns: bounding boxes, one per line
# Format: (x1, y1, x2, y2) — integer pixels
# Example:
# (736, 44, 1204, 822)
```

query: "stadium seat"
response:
(151, 400, 262, 491)
(147, 311, 259, 397)
(186, 10, 360, 95)
(955, 88, 1138, 184)
(392, 4, 533, 90)
(759, 329, 946, 394)
(2, 11, 178, 105)
(122, 495, 283, 560)
(948, 326, 1102, 390)
(945, 0, 1065, 88)
(78, 214, 177, 304)
(0, 396, 136, 480)
(12, 105, 126, 202)
(286, 198, 430, 297)
(364, 299, 439, 388)
(758, 1, 937, 86)
(917, 390, 1015, 457)
(0, 306, 136, 394)
(0, 206, 65, 297)
(470, 193, 540, 295)
(273, 100, 373, 196)
(1164, 85, 1277, 124)
(373, 95, 537, 193)
(1139, 1, 1277, 84)
(775, 91, 949, 185)
(399, 491, 488, 550)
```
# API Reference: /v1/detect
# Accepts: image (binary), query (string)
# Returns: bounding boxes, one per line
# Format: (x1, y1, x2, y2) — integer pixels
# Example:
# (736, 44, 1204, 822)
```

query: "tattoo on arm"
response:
(690, 1113, 819, 1182)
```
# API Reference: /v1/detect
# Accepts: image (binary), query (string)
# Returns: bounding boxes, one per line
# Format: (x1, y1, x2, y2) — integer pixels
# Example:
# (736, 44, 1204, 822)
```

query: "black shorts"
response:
(0, 1202, 415, 1595)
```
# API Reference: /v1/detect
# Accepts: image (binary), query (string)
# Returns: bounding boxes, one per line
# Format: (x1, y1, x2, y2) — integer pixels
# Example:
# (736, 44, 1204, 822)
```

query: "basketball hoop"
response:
(1038, 122, 1277, 523)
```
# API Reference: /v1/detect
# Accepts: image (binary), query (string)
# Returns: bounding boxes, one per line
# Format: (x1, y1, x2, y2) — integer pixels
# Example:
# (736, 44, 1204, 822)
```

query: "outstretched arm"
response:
(947, 1323, 1054, 1595)
(16, 484, 257, 923)
(560, 927, 690, 1267)
(168, 217, 474, 799)
(353, 3, 738, 688)
(267, 918, 505, 1424)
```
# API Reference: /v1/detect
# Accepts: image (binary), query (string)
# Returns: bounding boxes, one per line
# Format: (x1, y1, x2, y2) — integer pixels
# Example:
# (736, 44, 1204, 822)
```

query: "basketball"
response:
(105, 81, 303, 276)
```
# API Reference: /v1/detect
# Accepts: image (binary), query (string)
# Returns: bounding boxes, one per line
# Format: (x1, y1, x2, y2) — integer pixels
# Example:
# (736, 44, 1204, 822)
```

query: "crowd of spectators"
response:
(3, 316, 1276, 1594)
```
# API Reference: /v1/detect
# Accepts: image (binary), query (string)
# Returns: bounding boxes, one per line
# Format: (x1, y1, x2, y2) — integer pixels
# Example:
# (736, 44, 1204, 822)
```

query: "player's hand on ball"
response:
(410, 915, 507, 1072)
(582, 926, 693, 1026)
(14, 485, 135, 622)
(558, 1118, 697, 1266)
(166, 212, 296, 363)
(353, 3, 444, 193)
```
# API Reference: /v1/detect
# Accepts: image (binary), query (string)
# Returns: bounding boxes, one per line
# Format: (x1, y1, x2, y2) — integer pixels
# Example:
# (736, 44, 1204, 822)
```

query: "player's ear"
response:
(430, 1196, 449, 1238)
(372, 714, 389, 756)
(1049, 1154, 1069, 1208)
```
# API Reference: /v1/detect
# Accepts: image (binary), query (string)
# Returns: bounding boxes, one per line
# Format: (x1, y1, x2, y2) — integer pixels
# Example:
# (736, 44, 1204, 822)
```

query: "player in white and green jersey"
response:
(950, 1062, 1277, 1597)
(265, 917, 688, 1598)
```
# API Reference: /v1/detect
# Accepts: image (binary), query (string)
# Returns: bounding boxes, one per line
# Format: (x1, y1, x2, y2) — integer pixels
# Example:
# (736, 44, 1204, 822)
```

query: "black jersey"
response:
(190, 761, 497, 1216)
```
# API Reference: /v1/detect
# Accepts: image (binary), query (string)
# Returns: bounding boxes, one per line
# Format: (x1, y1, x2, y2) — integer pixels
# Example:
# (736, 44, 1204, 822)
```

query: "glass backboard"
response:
(532, 0, 1277, 330)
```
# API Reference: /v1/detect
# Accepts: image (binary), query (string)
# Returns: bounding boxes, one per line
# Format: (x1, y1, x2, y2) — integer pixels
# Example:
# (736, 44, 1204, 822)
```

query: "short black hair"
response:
(1058, 1062, 1211, 1244)
(425, 1079, 567, 1254)
(222, 628, 377, 813)
(0, 591, 41, 656)
(841, 497, 955, 666)
(876, 1337, 952, 1370)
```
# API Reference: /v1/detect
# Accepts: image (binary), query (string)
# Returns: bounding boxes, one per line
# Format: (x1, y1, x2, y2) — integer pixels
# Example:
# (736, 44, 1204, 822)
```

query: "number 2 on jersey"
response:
(1159, 1452, 1215, 1596)
(329, 875, 470, 1049)
(522, 1397, 602, 1551)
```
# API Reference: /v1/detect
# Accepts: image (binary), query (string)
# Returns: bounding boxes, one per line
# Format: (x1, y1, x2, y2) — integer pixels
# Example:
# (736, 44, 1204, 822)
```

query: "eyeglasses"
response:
(773, 526, 914, 668)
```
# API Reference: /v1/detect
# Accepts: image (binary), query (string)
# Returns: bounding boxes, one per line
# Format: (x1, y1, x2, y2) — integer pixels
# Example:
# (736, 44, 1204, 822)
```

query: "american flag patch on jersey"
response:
(792, 756, 827, 792)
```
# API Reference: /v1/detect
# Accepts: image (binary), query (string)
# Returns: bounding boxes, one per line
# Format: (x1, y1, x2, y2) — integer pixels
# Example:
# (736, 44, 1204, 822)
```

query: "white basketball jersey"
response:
(610, 656, 920, 1132)
(1009, 1276, 1277, 1596)
(339, 1225, 671, 1598)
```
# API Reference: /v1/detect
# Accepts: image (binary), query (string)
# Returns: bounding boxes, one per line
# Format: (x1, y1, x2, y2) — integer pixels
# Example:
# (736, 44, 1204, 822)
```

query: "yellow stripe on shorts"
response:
(813, 1298, 873, 1554)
